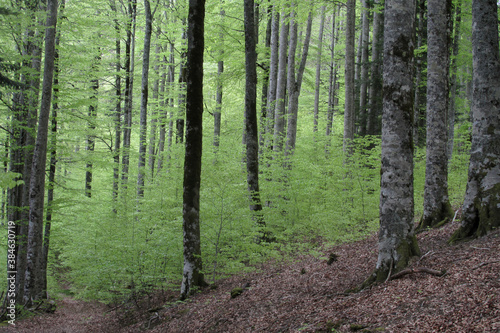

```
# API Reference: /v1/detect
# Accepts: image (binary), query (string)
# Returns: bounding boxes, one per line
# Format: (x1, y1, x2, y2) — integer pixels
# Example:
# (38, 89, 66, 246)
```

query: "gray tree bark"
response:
(358, 0, 371, 137)
(363, 0, 420, 286)
(265, 8, 279, 150)
(137, 0, 153, 198)
(313, 6, 326, 134)
(449, 0, 500, 242)
(419, 0, 453, 230)
(344, 0, 355, 154)
(366, 0, 383, 135)
(273, 10, 289, 154)
(24, 0, 58, 305)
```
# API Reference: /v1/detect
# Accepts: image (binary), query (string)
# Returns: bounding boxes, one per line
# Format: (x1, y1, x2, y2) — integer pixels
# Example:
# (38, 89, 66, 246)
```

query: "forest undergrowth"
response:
(1, 219, 498, 332)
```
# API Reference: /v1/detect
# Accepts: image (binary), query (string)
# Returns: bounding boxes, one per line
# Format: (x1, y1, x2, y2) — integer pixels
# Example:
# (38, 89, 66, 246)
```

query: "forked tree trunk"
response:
(449, 0, 500, 243)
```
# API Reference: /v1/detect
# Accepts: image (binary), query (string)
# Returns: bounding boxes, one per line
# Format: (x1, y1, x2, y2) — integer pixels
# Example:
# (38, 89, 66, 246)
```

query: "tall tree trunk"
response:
(9, 0, 44, 304)
(180, 0, 207, 300)
(413, 0, 427, 147)
(363, 0, 420, 287)
(177, 27, 187, 144)
(344, 0, 356, 154)
(326, 7, 339, 140)
(24, 0, 58, 304)
(272, 10, 289, 154)
(148, 43, 161, 178)
(122, 0, 137, 188)
(110, 0, 121, 204)
(244, 0, 266, 238)
(137, 0, 153, 199)
(265, 8, 279, 151)
(41, 0, 65, 293)
(419, 0, 453, 230)
(259, 3, 272, 150)
(285, 9, 312, 156)
(449, 0, 500, 242)
(213, 7, 225, 150)
(313, 6, 326, 134)
(447, 0, 462, 160)
(367, 0, 383, 135)
(85, 55, 100, 198)
(358, 0, 371, 137)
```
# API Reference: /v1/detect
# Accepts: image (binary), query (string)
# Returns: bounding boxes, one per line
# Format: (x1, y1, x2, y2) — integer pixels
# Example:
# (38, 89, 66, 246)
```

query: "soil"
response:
(1, 222, 499, 332)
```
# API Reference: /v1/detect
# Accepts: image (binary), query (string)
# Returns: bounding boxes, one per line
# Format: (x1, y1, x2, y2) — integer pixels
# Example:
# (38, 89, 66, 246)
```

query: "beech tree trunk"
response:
(419, 0, 453, 230)
(364, 0, 420, 286)
(344, 0, 355, 154)
(447, 0, 462, 160)
(137, 0, 152, 198)
(122, 0, 137, 188)
(180, 0, 207, 300)
(367, 0, 383, 135)
(358, 0, 370, 137)
(313, 6, 326, 134)
(24, 0, 58, 305)
(265, 8, 279, 150)
(244, 0, 266, 236)
(285, 9, 312, 156)
(413, 0, 427, 147)
(273, 11, 289, 154)
(110, 0, 121, 203)
(449, 0, 500, 242)
(85, 55, 99, 198)
(213, 7, 224, 150)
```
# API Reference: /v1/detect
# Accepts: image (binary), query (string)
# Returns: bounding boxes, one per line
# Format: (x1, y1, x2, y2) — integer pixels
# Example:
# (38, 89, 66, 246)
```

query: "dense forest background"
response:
(0, 0, 491, 306)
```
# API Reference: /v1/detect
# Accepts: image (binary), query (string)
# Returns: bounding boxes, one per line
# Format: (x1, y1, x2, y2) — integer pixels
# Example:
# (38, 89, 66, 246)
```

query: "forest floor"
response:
(1, 221, 499, 333)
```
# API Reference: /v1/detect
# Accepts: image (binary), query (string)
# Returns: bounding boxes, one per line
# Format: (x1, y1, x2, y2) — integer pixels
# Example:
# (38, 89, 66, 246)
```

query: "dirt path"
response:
(0, 294, 118, 333)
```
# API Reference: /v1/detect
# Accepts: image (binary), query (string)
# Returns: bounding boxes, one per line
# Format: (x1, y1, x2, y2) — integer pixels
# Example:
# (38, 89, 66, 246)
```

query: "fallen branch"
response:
(390, 267, 446, 280)
(472, 260, 500, 270)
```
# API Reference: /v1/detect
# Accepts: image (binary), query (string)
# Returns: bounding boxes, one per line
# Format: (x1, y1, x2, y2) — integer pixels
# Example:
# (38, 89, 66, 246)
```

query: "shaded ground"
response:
(2, 222, 499, 332)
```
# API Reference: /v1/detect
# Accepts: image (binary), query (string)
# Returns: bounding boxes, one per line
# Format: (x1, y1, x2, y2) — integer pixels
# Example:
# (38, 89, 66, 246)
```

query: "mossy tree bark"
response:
(449, 0, 500, 243)
(418, 0, 453, 230)
(363, 0, 421, 288)
(180, 0, 207, 300)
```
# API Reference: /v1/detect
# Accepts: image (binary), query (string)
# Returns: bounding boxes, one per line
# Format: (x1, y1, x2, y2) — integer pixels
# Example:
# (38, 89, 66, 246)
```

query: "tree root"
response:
(389, 267, 446, 280)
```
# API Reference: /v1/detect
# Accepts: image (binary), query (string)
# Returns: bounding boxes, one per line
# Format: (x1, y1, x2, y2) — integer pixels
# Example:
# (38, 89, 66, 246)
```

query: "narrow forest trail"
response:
(1, 222, 499, 332)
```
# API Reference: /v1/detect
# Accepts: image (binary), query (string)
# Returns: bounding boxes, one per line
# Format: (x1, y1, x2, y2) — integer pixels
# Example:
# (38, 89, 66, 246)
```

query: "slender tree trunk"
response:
(447, 0, 462, 160)
(137, 0, 153, 199)
(148, 43, 161, 178)
(122, 0, 137, 188)
(213, 7, 225, 150)
(358, 0, 371, 137)
(273, 10, 289, 154)
(41, 0, 65, 293)
(85, 55, 100, 198)
(344, 0, 356, 154)
(110, 0, 121, 203)
(326, 8, 339, 140)
(449, 0, 500, 242)
(362, 0, 420, 287)
(259, 3, 272, 150)
(367, 0, 383, 135)
(265, 8, 279, 151)
(313, 6, 326, 134)
(419, 0, 453, 230)
(24, 0, 58, 304)
(413, 0, 427, 147)
(285, 9, 312, 156)
(244, 0, 266, 237)
(180, 0, 207, 300)
(177, 27, 187, 144)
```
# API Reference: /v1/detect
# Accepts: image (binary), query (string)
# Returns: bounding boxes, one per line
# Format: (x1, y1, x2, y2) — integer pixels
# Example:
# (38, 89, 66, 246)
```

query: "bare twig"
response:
(472, 260, 500, 270)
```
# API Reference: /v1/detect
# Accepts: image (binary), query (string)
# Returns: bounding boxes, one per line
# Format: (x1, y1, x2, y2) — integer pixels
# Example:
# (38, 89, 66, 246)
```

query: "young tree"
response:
(363, 0, 420, 286)
(366, 0, 383, 135)
(449, 0, 500, 242)
(180, 0, 207, 300)
(24, 0, 58, 304)
(358, 0, 371, 137)
(419, 0, 453, 230)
